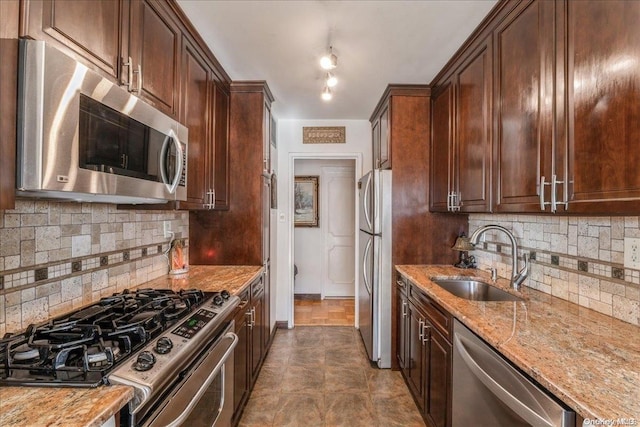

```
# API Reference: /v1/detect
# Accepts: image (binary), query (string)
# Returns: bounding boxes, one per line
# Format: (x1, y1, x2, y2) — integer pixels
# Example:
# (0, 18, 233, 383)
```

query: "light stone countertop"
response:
(396, 264, 640, 421)
(0, 265, 262, 427)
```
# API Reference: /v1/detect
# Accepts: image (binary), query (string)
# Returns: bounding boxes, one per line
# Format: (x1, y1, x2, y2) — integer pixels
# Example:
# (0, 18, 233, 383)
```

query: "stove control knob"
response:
(220, 290, 230, 300)
(155, 337, 173, 355)
(134, 351, 156, 371)
(212, 295, 224, 306)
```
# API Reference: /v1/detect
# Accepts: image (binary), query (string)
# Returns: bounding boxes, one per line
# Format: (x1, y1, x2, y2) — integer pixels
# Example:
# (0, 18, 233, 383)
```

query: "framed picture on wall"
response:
(294, 176, 319, 227)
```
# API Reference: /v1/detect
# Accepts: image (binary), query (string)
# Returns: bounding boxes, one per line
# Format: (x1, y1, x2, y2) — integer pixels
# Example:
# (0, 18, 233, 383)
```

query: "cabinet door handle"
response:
(123, 56, 134, 92)
(402, 301, 407, 318)
(422, 324, 431, 344)
(539, 176, 552, 211)
(551, 174, 568, 211)
(133, 64, 142, 95)
(446, 191, 452, 211)
(251, 307, 256, 327)
(418, 319, 424, 340)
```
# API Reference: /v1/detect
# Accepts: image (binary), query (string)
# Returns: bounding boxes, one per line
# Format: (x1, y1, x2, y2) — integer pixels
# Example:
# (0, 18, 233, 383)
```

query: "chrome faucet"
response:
(468, 225, 529, 291)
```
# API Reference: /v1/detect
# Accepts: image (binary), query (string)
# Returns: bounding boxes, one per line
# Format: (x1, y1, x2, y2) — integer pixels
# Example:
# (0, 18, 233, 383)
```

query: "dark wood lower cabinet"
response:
(396, 274, 452, 427)
(425, 326, 451, 427)
(231, 275, 268, 426)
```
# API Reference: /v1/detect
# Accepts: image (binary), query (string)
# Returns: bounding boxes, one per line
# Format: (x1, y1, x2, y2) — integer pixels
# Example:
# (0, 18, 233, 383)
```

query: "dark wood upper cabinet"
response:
(176, 37, 229, 211)
(493, 0, 556, 213)
(22, 0, 124, 80)
(430, 36, 492, 213)
(371, 97, 390, 170)
(190, 82, 273, 265)
(562, 0, 640, 213)
(456, 39, 492, 212)
(430, 82, 454, 212)
(180, 37, 212, 208)
(128, 0, 181, 118)
(0, 0, 19, 211)
(378, 105, 390, 169)
(212, 82, 230, 210)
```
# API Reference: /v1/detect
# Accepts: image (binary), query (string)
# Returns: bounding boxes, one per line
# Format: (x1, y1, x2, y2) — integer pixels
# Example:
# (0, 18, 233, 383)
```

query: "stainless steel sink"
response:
(431, 278, 522, 302)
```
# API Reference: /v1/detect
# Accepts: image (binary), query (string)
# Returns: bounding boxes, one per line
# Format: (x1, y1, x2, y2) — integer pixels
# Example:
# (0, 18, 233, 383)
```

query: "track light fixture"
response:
(321, 86, 333, 101)
(325, 72, 338, 88)
(320, 46, 337, 70)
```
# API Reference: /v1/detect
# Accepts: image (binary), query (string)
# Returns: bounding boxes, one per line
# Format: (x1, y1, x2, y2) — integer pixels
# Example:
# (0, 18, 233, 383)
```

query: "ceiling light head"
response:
(320, 47, 337, 70)
(321, 86, 333, 101)
(326, 72, 338, 88)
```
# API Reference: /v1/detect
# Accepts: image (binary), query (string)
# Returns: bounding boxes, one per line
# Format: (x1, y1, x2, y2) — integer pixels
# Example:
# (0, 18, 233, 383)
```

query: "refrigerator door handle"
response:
(363, 174, 373, 232)
(362, 236, 372, 294)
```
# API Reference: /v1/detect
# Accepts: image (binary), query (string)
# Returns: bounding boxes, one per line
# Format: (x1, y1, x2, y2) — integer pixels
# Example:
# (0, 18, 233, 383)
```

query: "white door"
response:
(321, 166, 356, 297)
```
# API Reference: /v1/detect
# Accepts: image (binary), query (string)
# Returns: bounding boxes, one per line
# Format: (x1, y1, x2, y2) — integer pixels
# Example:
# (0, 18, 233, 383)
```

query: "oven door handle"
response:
(146, 332, 238, 427)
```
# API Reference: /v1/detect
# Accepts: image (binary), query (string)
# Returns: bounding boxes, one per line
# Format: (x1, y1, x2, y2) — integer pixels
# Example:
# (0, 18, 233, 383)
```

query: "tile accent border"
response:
(0, 242, 175, 295)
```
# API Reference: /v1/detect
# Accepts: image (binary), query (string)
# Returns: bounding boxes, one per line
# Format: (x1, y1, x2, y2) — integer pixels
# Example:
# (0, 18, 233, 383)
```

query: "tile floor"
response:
(238, 326, 425, 427)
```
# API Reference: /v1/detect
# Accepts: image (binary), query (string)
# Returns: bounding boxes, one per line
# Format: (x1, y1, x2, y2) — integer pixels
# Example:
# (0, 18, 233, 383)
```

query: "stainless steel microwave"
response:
(17, 39, 188, 204)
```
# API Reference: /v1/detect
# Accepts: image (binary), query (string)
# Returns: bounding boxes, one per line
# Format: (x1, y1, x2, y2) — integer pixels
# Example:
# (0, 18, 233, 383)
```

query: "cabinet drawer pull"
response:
(238, 300, 249, 309)
(418, 319, 425, 340)
(396, 279, 405, 288)
(246, 309, 253, 328)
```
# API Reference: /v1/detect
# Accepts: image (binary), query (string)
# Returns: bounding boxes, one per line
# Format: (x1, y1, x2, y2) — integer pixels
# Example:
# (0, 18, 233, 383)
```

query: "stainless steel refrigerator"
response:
(358, 169, 392, 368)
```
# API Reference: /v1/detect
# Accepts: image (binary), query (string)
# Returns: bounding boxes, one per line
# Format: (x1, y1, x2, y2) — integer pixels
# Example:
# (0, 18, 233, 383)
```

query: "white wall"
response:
(269, 129, 278, 333)
(293, 159, 355, 296)
(275, 119, 372, 326)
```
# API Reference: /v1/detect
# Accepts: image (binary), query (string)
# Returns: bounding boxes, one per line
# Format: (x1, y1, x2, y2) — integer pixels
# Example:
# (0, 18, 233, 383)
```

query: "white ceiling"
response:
(176, 0, 498, 120)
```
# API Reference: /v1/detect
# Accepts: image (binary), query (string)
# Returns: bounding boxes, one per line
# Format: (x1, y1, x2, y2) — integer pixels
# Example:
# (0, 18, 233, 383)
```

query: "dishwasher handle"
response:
(454, 332, 558, 427)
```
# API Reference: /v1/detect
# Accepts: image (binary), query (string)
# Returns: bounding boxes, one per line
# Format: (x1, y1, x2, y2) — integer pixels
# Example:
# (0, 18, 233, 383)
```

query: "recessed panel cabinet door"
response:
(407, 302, 426, 411)
(564, 0, 640, 213)
(456, 39, 492, 212)
(23, 0, 123, 79)
(430, 83, 454, 213)
(494, 0, 556, 212)
(213, 83, 230, 210)
(129, 0, 180, 117)
(181, 39, 211, 208)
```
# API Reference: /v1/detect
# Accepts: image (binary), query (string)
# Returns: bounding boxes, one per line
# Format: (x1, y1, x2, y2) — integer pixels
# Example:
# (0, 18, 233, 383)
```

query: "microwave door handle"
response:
(160, 129, 183, 194)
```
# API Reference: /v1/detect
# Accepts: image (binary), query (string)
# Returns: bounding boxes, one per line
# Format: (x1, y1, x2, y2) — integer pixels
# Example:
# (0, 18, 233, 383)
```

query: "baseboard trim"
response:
(294, 293, 321, 300)
(275, 321, 289, 329)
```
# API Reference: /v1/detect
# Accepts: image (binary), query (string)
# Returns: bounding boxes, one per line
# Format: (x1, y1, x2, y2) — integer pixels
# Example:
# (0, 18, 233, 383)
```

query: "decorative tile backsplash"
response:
(0, 200, 189, 336)
(469, 214, 640, 326)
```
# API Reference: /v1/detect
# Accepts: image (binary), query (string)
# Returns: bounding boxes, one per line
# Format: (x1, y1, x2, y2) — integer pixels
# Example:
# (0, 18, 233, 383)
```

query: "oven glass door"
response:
(144, 328, 237, 427)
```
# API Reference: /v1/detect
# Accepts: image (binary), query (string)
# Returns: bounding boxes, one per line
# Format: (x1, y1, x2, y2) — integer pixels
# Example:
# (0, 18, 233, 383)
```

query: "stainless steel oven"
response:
(109, 293, 240, 427)
(143, 322, 237, 427)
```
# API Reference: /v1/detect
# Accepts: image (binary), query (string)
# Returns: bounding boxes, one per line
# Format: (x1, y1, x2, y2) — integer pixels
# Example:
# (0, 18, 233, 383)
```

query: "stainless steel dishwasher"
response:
(452, 320, 576, 427)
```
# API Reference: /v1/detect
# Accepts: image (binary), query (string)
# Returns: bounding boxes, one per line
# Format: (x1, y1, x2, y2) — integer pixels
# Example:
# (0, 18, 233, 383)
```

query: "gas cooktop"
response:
(0, 288, 230, 387)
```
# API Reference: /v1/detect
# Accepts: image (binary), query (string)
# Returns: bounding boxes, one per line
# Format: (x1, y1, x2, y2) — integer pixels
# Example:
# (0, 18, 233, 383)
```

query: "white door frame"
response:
(288, 152, 362, 328)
